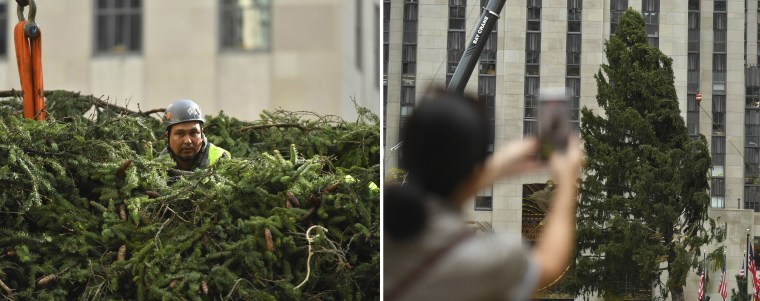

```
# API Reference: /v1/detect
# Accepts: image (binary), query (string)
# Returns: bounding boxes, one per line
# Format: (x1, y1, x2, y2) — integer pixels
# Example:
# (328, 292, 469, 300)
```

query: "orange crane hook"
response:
(14, 0, 44, 120)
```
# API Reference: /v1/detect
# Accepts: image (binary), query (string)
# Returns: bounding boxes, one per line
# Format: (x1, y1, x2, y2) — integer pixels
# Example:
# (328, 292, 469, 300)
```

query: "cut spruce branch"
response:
(0, 89, 164, 116)
(237, 123, 313, 132)
(0, 90, 380, 300)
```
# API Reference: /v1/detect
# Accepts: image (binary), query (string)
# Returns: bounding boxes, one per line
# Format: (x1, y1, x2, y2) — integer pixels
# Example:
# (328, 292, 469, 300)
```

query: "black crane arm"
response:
(446, 0, 506, 94)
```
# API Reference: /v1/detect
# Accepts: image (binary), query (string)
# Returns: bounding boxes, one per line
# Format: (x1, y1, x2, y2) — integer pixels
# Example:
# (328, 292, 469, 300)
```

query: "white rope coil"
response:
(294, 225, 328, 290)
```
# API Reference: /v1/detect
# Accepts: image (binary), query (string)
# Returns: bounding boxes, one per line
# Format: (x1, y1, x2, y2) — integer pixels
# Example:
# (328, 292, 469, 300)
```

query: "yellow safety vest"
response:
(208, 144, 231, 166)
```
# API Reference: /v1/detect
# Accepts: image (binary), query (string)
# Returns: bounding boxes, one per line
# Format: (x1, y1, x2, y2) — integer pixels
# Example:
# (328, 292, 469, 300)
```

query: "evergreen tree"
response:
(731, 275, 751, 301)
(0, 91, 379, 300)
(564, 9, 724, 300)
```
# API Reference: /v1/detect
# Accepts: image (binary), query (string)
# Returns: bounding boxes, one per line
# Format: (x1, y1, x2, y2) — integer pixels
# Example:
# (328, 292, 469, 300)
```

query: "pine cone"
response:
(5, 247, 15, 257)
(264, 228, 274, 251)
(286, 191, 300, 208)
(36, 274, 57, 286)
(322, 182, 340, 193)
(117, 245, 127, 261)
(116, 159, 132, 180)
(200, 280, 209, 295)
(119, 204, 127, 222)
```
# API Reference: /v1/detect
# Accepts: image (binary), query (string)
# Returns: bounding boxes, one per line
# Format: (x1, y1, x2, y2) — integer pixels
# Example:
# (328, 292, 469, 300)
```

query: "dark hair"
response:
(385, 91, 490, 240)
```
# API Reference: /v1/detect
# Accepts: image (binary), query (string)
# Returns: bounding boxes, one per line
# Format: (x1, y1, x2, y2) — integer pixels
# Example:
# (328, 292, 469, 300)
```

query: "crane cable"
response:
(695, 91, 745, 162)
(14, 0, 44, 120)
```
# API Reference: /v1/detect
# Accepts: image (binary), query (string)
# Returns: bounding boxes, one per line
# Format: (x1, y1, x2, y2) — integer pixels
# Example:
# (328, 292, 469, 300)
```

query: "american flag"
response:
(718, 252, 727, 301)
(698, 269, 705, 300)
(749, 235, 760, 297)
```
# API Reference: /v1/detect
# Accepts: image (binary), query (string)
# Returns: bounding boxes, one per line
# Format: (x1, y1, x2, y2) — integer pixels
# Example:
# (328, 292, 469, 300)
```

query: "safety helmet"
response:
(164, 99, 205, 131)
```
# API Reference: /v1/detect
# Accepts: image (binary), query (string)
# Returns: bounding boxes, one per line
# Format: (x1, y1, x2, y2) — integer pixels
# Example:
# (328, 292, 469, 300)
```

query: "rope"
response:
(697, 102, 745, 161)
(294, 225, 328, 290)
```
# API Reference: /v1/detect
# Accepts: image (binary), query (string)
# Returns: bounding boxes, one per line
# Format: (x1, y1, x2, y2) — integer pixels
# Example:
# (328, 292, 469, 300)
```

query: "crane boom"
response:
(446, 0, 506, 94)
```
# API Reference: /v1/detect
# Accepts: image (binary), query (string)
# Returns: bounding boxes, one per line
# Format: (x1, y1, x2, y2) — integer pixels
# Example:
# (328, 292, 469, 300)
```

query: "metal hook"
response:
(16, 0, 38, 38)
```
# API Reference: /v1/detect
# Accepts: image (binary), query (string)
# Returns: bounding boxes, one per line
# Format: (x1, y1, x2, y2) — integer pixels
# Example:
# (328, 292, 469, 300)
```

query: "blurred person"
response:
(159, 99, 231, 171)
(383, 91, 584, 300)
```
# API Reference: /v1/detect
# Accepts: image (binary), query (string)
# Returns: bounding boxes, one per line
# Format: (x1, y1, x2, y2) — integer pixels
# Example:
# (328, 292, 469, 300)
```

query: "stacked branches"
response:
(0, 91, 379, 300)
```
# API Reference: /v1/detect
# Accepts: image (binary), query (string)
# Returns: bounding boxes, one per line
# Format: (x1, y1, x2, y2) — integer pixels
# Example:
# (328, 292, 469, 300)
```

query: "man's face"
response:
(168, 122, 203, 162)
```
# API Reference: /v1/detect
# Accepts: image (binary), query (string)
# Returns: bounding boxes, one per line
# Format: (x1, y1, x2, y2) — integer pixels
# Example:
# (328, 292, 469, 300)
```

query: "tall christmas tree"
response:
(564, 8, 724, 300)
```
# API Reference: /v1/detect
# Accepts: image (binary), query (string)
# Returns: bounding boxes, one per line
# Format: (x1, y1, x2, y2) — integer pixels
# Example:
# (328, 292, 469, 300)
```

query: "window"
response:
(400, 87, 415, 118)
(714, 13, 727, 30)
(610, 0, 628, 35)
(375, 4, 380, 89)
(566, 35, 581, 76)
(712, 136, 726, 172)
(0, 1, 6, 57)
(713, 71, 726, 93)
(567, 78, 581, 130)
(689, 0, 699, 10)
(524, 78, 540, 136)
(746, 147, 760, 178)
(449, 0, 466, 30)
(524, 0, 541, 137)
(745, 185, 760, 211)
(447, 0, 467, 85)
(403, 0, 418, 43)
(219, 0, 270, 51)
(688, 30, 700, 52)
(527, 0, 541, 32)
(747, 110, 760, 146)
(526, 33, 541, 76)
(642, 0, 659, 47)
(687, 94, 700, 137)
(714, 31, 727, 53)
(475, 186, 493, 210)
(356, 0, 362, 70)
(402, 45, 417, 75)
(568, 0, 582, 33)
(480, 0, 496, 151)
(686, 0, 700, 140)
(400, 0, 418, 141)
(711, 174, 724, 208)
(383, 0, 390, 86)
(566, 0, 581, 133)
(95, 0, 142, 54)
(714, 0, 726, 12)
(713, 95, 726, 135)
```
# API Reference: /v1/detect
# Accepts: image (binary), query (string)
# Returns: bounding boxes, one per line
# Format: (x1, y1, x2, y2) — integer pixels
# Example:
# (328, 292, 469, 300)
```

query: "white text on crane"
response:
(473, 16, 489, 44)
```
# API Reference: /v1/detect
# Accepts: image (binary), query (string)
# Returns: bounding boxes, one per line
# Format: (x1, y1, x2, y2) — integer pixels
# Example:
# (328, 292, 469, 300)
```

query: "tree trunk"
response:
(671, 286, 685, 301)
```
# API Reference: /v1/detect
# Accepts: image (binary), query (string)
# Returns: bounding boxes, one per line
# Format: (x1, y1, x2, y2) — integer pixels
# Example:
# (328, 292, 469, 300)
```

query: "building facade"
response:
(0, 0, 380, 120)
(384, 0, 760, 299)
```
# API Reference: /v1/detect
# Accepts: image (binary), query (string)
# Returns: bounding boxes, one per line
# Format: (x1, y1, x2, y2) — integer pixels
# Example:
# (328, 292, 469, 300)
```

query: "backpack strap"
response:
(385, 230, 473, 301)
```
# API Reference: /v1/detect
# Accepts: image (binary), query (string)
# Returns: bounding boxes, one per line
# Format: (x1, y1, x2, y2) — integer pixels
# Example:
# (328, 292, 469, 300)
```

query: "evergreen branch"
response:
(0, 278, 11, 298)
(224, 278, 248, 301)
(238, 124, 313, 132)
(0, 90, 164, 116)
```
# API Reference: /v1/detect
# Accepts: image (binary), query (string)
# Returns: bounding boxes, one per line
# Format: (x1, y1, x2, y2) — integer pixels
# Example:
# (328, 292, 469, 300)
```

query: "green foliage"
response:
(731, 275, 751, 301)
(0, 92, 379, 300)
(564, 8, 724, 300)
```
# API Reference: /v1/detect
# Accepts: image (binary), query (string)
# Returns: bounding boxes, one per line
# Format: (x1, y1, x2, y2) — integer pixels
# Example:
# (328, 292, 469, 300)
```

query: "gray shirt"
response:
(384, 200, 539, 301)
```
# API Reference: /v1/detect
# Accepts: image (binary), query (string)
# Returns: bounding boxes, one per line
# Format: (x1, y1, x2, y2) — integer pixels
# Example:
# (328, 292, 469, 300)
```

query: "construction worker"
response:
(158, 99, 230, 171)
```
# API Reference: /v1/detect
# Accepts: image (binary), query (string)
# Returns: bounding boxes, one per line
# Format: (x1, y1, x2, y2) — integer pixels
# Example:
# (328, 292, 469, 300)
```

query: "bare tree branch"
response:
(238, 124, 312, 132)
(0, 89, 164, 117)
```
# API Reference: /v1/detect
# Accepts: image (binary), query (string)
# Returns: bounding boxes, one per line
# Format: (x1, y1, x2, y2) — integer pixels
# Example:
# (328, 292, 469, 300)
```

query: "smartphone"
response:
(538, 87, 571, 161)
